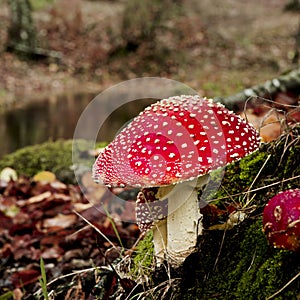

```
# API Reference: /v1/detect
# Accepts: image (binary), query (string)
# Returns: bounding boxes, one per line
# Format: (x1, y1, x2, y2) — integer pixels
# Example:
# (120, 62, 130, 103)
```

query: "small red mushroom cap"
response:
(262, 189, 300, 252)
(93, 95, 260, 188)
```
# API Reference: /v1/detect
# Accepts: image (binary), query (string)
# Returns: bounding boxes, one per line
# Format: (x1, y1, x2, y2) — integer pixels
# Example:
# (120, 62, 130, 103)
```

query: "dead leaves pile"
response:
(0, 169, 140, 298)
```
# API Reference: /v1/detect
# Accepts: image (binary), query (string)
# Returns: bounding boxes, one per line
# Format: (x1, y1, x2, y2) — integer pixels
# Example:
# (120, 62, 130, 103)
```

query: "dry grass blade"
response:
(73, 209, 116, 249)
(266, 271, 300, 300)
(34, 266, 110, 297)
(211, 174, 300, 202)
(135, 278, 181, 300)
(243, 154, 271, 206)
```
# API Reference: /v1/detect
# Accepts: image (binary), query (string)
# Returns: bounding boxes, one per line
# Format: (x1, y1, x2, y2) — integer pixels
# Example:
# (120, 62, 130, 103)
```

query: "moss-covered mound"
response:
(0, 139, 91, 183)
(181, 218, 300, 299)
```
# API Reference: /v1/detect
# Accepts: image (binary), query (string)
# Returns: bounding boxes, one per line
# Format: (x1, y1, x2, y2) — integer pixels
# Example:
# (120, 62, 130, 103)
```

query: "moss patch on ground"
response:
(181, 218, 300, 300)
(0, 139, 94, 183)
(185, 125, 300, 299)
(130, 231, 154, 282)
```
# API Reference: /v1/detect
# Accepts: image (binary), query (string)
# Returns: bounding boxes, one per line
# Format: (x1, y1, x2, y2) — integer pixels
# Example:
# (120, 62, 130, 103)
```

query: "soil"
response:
(0, 0, 299, 107)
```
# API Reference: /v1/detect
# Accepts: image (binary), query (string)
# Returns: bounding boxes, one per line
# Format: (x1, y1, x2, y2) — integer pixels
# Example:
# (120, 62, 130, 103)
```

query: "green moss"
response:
(233, 222, 287, 299)
(210, 149, 270, 210)
(0, 139, 93, 183)
(278, 145, 300, 181)
(29, 0, 54, 10)
(130, 231, 155, 281)
(181, 219, 300, 300)
(238, 151, 269, 181)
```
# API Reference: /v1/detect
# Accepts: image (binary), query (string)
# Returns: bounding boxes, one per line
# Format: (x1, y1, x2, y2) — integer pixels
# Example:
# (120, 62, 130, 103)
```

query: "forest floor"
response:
(0, 0, 299, 107)
(0, 0, 300, 299)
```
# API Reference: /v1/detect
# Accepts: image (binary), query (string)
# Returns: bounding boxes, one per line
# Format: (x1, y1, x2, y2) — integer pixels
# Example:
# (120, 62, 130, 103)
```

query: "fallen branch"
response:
(6, 43, 62, 62)
(215, 67, 300, 109)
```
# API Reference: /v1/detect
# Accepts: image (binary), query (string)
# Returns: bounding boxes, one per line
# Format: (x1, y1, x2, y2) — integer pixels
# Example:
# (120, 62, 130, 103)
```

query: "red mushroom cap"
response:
(93, 95, 260, 188)
(262, 189, 300, 252)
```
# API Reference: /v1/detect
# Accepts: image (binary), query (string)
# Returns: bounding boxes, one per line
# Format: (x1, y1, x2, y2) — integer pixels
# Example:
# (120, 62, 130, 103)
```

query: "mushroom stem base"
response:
(157, 175, 209, 266)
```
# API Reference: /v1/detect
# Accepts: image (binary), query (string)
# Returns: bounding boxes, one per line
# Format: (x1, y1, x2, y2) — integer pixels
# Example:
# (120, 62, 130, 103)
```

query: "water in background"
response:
(0, 92, 156, 158)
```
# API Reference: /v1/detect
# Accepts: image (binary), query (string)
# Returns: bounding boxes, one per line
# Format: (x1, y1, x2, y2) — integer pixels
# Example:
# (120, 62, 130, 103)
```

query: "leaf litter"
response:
(0, 170, 139, 298)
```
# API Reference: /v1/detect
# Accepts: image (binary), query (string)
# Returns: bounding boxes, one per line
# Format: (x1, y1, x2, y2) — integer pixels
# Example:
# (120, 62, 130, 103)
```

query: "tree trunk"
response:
(6, 0, 37, 54)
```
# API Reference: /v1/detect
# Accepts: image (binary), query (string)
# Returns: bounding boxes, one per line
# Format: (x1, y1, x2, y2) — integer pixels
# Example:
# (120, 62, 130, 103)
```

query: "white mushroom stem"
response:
(156, 174, 209, 266)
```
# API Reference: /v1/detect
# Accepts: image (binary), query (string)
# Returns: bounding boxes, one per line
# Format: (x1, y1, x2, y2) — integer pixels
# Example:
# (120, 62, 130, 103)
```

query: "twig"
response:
(47, 266, 110, 287)
(255, 96, 299, 109)
(278, 134, 300, 167)
(135, 278, 181, 300)
(246, 247, 257, 272)
(73, 210, 116, 249)
(212, 228, 227, 272)
(102, 206, 124, 249)
(211, 174, 300, 202)
(266, 271, 300, 300)
(244, 154, 271, 206)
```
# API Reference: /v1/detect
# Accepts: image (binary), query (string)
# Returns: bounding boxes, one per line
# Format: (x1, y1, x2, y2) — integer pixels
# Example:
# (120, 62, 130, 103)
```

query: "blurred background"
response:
(0, 0, 299, 157)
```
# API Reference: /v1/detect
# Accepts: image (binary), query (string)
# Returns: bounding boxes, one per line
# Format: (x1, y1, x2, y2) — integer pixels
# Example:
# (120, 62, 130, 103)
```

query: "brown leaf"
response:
(10, 234, 41, 260)
(0, 211, 13, 234)
(10, 268, 40, 288)
(42, 246, 64, 259)
(13, 288, 23, 300)
(73, 202, 94, 212)
(18, 191, 52, 207)
(43, 213, 76, 229)
(50, 180, 67, 189)
(274, 92, 297, 108)
(240, 110, 283, 142)
(33, 171, 56, 183)
(288, 107, 300, 122)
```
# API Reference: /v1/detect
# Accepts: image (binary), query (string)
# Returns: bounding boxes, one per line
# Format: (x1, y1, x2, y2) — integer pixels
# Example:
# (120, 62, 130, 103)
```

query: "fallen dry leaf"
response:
(18, 191, 52, 206)
(0, 167, 18, 182)
(10, 268, 40, 288)
(42, 213, 76, 229)
(41, 246, 64, 259)
(241, 109, 284, 142)
(13, 288, 23, 300)
(33, 171, 56, 183)
(73, 202, 94, 212)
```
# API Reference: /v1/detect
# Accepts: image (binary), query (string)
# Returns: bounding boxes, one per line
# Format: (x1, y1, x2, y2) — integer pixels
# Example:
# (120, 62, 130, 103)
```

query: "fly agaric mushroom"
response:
(262, 189, 300, 252)
(93, 95, 260, 266)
